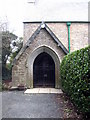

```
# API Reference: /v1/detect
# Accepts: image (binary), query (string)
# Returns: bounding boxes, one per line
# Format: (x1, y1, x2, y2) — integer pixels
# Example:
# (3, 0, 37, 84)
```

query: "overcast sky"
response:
(0, 0, 26, 37)
(0, 0, 90, 37)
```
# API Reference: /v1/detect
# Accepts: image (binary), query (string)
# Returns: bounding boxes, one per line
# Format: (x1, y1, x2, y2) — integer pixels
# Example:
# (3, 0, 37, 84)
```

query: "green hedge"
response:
(60, 45, 90, 114)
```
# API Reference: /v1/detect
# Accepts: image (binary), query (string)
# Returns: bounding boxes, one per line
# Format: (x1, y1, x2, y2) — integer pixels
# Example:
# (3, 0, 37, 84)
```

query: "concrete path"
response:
(24, 88, 63, 94)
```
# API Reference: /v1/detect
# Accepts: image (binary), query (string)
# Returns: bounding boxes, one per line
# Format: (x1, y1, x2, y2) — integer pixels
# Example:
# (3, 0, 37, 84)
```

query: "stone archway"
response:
(27, 45, 61, 89)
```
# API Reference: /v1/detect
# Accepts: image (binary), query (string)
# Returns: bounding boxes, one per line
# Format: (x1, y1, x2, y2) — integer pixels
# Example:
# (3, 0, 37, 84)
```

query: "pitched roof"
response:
(12, 22, 69, 65)
(23, 0, 89, 22)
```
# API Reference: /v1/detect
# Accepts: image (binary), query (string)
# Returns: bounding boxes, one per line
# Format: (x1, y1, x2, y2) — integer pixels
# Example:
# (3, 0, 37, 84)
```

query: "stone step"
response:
(24, 88, 63, 94)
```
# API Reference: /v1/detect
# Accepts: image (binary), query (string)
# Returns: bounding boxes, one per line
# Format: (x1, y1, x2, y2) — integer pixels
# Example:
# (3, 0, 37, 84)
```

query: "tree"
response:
(2, 31, 18, 81)
(0, 18, 23, 81)
(6, 36, 23, 70)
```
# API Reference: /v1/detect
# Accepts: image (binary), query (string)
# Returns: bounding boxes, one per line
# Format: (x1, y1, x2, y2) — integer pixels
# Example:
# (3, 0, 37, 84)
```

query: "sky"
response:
(0, 0, 26, 37)
(0, 0, 90, 37)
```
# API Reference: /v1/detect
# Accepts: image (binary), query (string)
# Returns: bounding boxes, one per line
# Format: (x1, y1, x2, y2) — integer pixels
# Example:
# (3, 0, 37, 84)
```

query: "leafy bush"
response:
(60, 45, 90, 115)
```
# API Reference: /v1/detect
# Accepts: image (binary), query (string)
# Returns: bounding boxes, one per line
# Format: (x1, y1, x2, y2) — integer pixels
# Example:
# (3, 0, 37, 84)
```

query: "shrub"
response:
(60, 45, 90, 115)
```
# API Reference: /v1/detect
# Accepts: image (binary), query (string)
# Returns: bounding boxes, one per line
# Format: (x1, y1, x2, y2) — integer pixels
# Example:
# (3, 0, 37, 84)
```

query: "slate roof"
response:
(23, 0, 89, 22)
(12, 22, 69, 65)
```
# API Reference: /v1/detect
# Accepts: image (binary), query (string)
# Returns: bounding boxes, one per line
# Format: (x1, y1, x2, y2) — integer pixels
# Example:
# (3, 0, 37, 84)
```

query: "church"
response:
(12, 0, 89, 89)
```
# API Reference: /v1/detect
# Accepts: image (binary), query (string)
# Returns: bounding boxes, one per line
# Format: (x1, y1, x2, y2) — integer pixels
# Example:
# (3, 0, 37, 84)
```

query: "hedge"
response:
(60, 45, 90, 115)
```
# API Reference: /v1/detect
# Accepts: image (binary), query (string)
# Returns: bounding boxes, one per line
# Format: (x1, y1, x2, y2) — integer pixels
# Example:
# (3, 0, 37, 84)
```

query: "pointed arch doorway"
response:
(33, 52, 55, 88)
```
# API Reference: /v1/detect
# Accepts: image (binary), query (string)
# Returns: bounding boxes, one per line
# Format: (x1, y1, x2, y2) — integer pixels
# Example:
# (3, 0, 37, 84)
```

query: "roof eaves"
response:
(23, 21, 90, 24)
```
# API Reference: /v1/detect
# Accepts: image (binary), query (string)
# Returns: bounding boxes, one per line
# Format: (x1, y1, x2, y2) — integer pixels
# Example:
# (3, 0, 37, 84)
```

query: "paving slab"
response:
(50, 88, 63, 93)
(39, 88, 50, 93)
(24, 88, 63, 94)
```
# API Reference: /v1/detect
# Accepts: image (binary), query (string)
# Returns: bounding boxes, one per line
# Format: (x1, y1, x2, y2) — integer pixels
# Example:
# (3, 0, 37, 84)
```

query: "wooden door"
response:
(33, 52, 55, 88)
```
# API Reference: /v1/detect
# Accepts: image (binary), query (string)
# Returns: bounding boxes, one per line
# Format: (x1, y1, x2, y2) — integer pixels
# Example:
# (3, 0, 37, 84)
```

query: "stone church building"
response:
(12, 0, 89, 89)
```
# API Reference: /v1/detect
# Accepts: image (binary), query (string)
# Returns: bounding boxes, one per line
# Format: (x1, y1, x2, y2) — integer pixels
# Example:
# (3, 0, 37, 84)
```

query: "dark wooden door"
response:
(33, 52, 55, 88)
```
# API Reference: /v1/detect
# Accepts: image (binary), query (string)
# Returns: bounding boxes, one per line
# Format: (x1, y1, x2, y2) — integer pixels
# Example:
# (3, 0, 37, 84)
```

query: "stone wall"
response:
(70, 23, 88, 51)
(23, 22, 89, 52)
(12, 29, 65, 88)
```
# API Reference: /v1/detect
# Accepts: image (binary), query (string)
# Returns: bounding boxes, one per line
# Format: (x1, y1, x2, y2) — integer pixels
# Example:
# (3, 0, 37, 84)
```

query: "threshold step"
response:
(24, 88, 63, 94)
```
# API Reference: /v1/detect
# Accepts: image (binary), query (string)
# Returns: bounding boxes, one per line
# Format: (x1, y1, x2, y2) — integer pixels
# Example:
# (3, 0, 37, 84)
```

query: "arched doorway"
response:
(33, 52, 55, 88)
(27, 46, 61, 88)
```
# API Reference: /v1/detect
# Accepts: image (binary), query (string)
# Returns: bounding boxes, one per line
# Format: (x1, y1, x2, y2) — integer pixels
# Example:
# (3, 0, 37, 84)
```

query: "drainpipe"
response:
(66, 22, 71, 53)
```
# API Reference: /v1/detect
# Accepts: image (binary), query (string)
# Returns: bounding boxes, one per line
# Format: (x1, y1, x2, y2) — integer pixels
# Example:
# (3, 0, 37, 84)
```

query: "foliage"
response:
(6, 37, 23, 70)
(2, 31, 23, 80)
(2, 31, 17, 81)
(6, 51, 18, 70)
(60, 45, 90, 115)
(1, 18, 23, 81)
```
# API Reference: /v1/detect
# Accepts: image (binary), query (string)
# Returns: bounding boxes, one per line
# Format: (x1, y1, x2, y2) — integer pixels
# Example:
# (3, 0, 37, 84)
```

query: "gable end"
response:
(12, 22, 69, 65)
